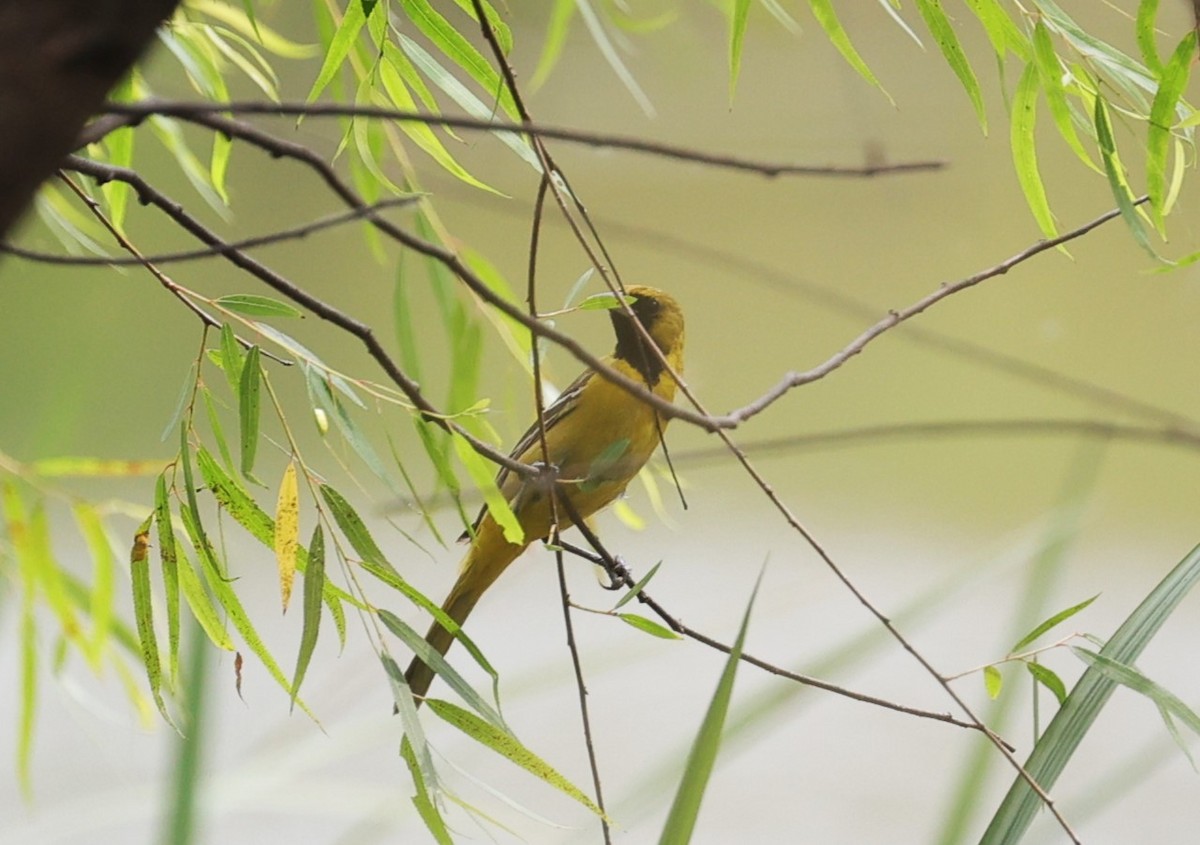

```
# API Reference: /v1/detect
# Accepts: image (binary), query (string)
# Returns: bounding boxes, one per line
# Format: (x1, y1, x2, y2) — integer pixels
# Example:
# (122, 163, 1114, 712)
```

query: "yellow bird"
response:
(403, 285, 685, 703)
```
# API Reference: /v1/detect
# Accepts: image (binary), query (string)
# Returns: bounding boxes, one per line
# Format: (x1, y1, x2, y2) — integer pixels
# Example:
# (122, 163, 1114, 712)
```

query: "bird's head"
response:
(607, 285, 684, 385)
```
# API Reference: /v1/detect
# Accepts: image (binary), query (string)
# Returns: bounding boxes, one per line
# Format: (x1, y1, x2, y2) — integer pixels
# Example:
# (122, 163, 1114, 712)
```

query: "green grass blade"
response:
(979, 542, 1200, 845)
(659, 574, 760, 844)
(159, 619, 211, 845)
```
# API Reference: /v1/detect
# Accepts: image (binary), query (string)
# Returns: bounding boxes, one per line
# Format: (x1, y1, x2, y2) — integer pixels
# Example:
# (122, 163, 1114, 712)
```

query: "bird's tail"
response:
(403, 523, 526, 705)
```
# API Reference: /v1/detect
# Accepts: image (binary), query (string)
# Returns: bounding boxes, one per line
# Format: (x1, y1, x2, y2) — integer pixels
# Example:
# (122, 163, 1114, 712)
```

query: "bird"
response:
(403, 285, 685, 704)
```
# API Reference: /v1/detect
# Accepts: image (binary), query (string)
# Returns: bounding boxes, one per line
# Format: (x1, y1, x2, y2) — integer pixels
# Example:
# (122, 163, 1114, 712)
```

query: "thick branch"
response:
(0, 0, 179, 236)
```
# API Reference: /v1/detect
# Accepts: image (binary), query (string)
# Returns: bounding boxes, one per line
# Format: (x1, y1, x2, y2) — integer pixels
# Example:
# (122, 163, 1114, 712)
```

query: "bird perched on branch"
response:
(403, 285, 685, 704)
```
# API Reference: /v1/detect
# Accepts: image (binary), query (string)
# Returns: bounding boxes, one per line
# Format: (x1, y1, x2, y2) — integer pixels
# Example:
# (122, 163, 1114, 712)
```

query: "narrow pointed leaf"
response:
(619, 613, 682, 640)
(155, 473, 182, 686)
(659, 574, 760, 844)
(427, 699, 606, 818)
(238, 345, 262, 479)
(917, 0, 986, 131)
(378, 608, 505, 726)
(217, 294, 304, 319)
(274, 461, 300, 612)
(980, 542, 1200, 844)
(291, 524, 324, 710)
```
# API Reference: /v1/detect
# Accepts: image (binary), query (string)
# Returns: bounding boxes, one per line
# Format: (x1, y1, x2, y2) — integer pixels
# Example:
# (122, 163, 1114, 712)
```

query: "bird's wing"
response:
(460, 366, 597, 540)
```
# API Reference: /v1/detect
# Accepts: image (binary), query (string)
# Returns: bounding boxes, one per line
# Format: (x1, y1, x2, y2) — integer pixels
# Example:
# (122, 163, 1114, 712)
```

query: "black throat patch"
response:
(611, 297, 666, 386)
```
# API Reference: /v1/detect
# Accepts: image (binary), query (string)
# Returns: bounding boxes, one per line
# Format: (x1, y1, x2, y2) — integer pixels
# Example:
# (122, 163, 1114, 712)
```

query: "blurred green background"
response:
(2, 3, 1199, 843)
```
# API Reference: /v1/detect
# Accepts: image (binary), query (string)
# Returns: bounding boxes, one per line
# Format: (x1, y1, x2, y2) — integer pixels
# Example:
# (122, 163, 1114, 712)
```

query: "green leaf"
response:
(396, 36, 541, 173)
(305, 0, 365, 104)
(1026, 661, 1068, 705)
(659, 574, 760, 844)
(179, 506, 318, 721)
(216, 294, 304, 319)
(378, 608, 506, 726)
(378, 49, 499, 193)
(451, 433, 523, 544)
(916, 0, 986, 132)
(155, 473, 182, 686)
(291, 524, 324, 711)
(218, 323, 245, 394)
(253, 323, 364, 407)
(530, 0, 575, 89)
(195, 448, 360, 623)
(130, 514, 173, 725)
(318, 483, 394, 571)
(238, 345, 262, 480)
(983, 664, 1003, 699)
(427, 699, 606, 818)
(980, 542, 1200, 844)
(1012, 594, 1098, 652)
(303, 365, 407, 502)
(806, 0, 889, 100)
(614, 561, 663, 610)
(1135, 0, 1163, 76)
(963, 0, 1030, 61)
(1031, 22, 1099, 173)
(1094, 95, 1156, 258)
(100, 88, 135, 232)
(274, 461, 300, 612)
(1146, 31, 1197, 230)
(383, 656, 439, 799)
(74, 503, 116, 668)
(1073, 647, 1200, 737)
(176, 541, 235, 651)
(728, 0, 751, 103)
(401, 737, 453, 845)
(197, 392, 234, 477)
(5, 482, 40, 799)
(397, 0, 520, 121)
(619, 613, 681, 640)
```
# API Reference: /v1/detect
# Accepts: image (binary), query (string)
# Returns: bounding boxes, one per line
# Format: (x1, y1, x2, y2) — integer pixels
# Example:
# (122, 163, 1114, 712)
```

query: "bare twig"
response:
(721, 199, 1150, 428)
(525, 173, 611, 842)
(676, 419, 1200, 467)
(97, 100, 947, 179)
(1, 196, 417, 266)
(546, 499, 997, 737)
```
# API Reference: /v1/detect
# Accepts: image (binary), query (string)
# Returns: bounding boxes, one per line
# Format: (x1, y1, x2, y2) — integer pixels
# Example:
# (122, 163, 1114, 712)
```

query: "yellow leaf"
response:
(274, 462, 300, 612)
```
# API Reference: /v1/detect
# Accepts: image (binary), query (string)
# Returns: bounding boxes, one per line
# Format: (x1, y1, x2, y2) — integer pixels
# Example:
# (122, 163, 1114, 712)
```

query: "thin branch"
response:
(676, 418, 1200, 467)
(0, 196, 417, 266)
(97, 100, 947, 179)
(527, 172, 612, 841)
(723, 198, 1150, 427)
(487, 196, 1196, 431)
(546, 501, 998, 738)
